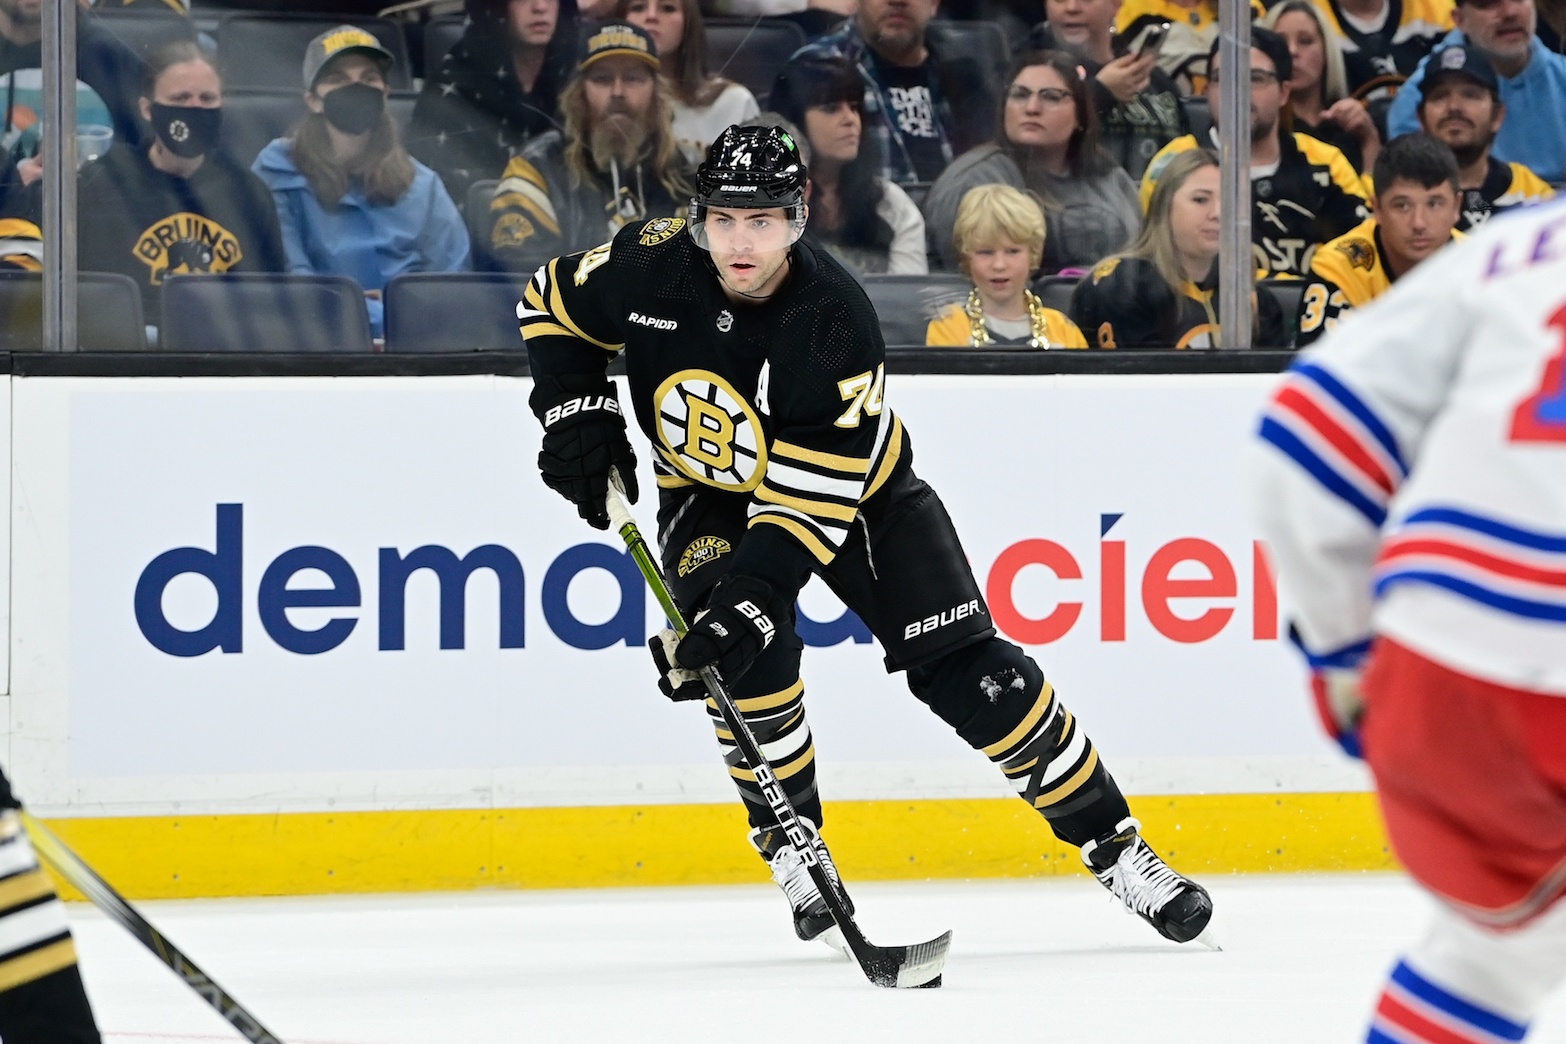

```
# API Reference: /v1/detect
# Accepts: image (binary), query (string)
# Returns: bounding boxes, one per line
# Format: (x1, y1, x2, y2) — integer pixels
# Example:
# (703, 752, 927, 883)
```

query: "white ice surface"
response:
(67, 875, 1566, 1043)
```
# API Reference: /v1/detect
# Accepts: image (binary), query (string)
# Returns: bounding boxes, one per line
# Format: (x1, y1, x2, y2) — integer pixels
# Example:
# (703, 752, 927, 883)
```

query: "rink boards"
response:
(0, 372, 1393, 898)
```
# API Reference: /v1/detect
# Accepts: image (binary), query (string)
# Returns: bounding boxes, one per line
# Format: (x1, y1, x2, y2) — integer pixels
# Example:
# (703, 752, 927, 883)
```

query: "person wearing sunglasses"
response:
(922, 50, 1140, 274)
(1140, 28, 1370, 279)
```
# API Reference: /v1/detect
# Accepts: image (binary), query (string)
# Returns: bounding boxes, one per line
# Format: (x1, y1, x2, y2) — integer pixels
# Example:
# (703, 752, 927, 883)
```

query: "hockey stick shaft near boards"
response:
(604, 472, 951, 989)
(21, 812, 287, 1044)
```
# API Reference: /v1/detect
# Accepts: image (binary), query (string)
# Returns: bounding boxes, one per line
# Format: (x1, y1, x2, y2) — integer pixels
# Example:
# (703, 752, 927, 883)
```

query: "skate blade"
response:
(1189, 924, 1222, 952)
(817, 925, 851, 959)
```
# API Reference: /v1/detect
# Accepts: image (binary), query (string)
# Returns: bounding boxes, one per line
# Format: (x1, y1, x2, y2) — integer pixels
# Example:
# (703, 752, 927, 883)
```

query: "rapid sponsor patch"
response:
(678, 535, 730, 576)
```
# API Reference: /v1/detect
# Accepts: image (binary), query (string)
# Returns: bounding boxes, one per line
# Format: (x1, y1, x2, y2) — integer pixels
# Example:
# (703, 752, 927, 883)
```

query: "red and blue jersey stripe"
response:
(1259, 361, 1409, 526)
(1375, 508, 1566, 624)
(1368, 960, 1527, 1043)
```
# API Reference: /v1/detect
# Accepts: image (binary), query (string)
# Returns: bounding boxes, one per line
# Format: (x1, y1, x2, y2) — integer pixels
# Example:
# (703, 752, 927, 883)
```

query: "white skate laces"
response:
(751, 823, 852, 947)
(1081, 816, 1214, 945)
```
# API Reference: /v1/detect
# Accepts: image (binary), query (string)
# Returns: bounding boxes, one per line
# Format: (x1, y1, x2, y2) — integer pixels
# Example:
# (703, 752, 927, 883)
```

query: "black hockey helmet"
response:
(689, 124, 808, 250)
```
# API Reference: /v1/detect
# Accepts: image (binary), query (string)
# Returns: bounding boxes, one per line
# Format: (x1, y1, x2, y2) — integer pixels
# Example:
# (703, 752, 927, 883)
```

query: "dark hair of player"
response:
(1374, 132, 1462, 194)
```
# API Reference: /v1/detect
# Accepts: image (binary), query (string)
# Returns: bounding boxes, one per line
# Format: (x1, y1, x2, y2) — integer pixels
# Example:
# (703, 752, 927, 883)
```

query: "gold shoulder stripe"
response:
(519, 320, 576, 341)
(498, 157, 548, 194)
(771, 440, 870, 475)
(546, 258, 624, 352)
(748, 513, 836, 564)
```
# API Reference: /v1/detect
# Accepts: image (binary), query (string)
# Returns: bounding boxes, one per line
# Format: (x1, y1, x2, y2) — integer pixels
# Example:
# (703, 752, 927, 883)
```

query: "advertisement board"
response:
(7, 373, 1366, 821)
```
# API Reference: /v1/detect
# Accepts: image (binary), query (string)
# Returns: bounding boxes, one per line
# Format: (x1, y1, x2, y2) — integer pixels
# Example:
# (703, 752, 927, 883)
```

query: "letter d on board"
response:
(134, 503, 243, 656)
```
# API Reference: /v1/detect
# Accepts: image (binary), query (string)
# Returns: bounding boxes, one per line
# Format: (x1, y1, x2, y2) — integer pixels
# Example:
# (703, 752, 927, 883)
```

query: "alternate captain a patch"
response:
(678, 535, 731, 576)
(135, 212, 242, 284)
(639, 217, 684, 246)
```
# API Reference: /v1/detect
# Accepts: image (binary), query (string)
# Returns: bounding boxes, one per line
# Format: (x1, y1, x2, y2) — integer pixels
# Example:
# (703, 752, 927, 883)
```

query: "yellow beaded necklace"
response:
(963, 287, 1056, 349)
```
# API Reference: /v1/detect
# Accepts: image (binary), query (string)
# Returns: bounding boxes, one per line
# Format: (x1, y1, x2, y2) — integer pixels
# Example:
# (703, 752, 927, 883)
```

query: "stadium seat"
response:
(705, 19, 807, 104)
(860, 273, 971, 346)
(1181, 96, 1212, 145)
(423, 14, 467, 77)
(1033, 274, 1080, 315)
(91, 8, 197, 59)
(160, 273, 373, 353)
(0, 272, 145, 351)
(219, 89, 306, 167)
(466, 179, 500, 268)
(1259, 278, 1305, 349)
(927, 19, 1009, 87)
(217, 14, 413, 91)
(385, 273, 530, 353)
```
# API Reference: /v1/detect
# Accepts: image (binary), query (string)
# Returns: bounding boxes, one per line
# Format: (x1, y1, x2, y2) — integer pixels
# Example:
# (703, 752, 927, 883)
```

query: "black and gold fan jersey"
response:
(1066, 255, 1289, 349)
(521, 216, 909, 596)
(1313, 0, 1453, 98)
(1140, 132, 1371, 278)
(1457, 157, 1555, 233)
(1294, 217, 1462, 347)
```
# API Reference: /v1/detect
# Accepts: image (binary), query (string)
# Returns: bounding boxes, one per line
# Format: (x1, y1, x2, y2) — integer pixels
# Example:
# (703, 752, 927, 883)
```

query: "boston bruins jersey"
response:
(1141, 132, 1370, 277)
(1295, 217, 1462, 347)
(1456, 157, 1555, 233)
(1066, 255, 1288, 348)
(521, 217, 909, 593)
(1312, 0, 1453, 98)
(1115, 0, 1264, 94)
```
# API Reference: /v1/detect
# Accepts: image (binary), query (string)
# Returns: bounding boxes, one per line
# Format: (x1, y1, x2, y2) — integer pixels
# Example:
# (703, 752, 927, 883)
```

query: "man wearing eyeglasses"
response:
(1139, 28, 1370, 277)
(1387, 0, 1566, 185)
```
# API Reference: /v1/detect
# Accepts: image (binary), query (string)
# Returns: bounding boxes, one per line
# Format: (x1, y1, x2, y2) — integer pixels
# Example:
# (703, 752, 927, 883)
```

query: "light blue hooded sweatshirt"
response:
(253, 138, 470, 336)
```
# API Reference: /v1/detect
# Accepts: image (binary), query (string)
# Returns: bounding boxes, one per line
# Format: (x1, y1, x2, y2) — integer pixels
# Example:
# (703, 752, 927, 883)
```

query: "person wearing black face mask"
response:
(77, 39, 285, 322)
(252, 26, 471, 339)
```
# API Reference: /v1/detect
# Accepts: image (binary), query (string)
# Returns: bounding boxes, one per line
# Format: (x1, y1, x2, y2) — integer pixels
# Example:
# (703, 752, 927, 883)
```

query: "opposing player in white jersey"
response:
(1252, 196, 1566, 1042)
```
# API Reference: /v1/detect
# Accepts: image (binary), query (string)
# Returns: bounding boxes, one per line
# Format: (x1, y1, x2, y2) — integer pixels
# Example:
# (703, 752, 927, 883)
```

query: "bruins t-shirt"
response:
(78, 144, 286, 315)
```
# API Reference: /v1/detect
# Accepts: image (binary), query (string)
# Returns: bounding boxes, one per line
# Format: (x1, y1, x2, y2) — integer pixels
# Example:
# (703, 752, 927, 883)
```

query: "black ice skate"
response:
(751, 822, 853, 950)
(1080, 817, 1215, 945)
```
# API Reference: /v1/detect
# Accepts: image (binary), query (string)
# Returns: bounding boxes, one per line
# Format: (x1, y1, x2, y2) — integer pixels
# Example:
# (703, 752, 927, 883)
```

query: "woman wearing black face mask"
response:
(252, 25, 470, 339)
(77, 39, 286, 320)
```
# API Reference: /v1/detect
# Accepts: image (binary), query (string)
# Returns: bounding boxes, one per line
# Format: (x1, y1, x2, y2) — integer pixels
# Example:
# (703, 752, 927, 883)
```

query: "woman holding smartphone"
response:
(1029, 1, 1187, 180)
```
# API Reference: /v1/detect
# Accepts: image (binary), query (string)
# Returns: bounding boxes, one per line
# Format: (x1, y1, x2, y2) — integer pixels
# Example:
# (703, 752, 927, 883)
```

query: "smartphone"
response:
(1130, 20, 1171, 57)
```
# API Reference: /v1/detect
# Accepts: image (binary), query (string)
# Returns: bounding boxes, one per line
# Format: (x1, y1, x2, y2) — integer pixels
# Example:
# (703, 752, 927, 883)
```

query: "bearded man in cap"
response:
(489, 21, 692, 275)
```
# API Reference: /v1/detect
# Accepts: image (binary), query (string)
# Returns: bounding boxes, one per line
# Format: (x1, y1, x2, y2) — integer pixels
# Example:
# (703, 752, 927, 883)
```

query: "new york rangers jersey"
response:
(1252, 197, 1566, 694)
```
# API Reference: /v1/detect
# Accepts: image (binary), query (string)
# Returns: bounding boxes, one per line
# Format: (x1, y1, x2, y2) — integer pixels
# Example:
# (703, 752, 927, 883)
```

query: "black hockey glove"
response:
(531, 375, 639, 530)
(647, 575, 780, 698)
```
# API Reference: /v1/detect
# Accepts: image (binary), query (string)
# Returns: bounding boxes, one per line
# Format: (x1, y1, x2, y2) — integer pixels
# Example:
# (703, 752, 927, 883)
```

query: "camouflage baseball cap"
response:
(303, 25, 395, 91)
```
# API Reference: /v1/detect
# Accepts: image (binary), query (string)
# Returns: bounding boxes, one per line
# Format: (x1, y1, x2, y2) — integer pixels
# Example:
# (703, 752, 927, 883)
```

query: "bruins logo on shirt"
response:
(678, 535, 731, 576)
(654, 369, 768, 492)
(136, 212, 243, 284)
(639, 217, 684, 246)
(1335, 237, 1376, 271)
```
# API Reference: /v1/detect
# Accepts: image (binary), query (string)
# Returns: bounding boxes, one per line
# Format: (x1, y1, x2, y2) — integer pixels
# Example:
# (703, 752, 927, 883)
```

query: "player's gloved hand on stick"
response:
(648, 575, 780, 699)
(531, 375, 638, 530)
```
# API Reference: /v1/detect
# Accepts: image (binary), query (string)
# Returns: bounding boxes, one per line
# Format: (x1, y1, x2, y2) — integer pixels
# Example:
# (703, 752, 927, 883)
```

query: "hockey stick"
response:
(20, 812, 286, 1044)
(604, 474, 951, 989)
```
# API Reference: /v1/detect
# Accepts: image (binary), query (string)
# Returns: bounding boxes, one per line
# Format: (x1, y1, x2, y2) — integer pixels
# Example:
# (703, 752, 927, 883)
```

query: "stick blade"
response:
(857, 930, 952, 989)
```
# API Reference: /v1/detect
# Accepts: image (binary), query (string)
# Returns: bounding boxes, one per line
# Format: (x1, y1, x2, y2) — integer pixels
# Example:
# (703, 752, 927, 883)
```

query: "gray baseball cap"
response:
(303, 25, 394, 91)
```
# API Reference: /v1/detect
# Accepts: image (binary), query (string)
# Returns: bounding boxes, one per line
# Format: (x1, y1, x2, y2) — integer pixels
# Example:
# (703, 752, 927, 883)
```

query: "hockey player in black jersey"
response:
(520, 124, 1214, 949)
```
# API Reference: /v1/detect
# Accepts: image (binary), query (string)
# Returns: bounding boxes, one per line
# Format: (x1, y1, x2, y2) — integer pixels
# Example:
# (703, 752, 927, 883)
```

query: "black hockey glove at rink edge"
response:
(530, 374, 639, 529)
(648, 574, 780, 700)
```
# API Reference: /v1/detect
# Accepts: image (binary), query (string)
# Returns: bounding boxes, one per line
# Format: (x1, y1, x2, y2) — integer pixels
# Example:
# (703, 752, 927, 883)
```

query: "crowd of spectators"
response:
(3, 0, 1564, 349)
